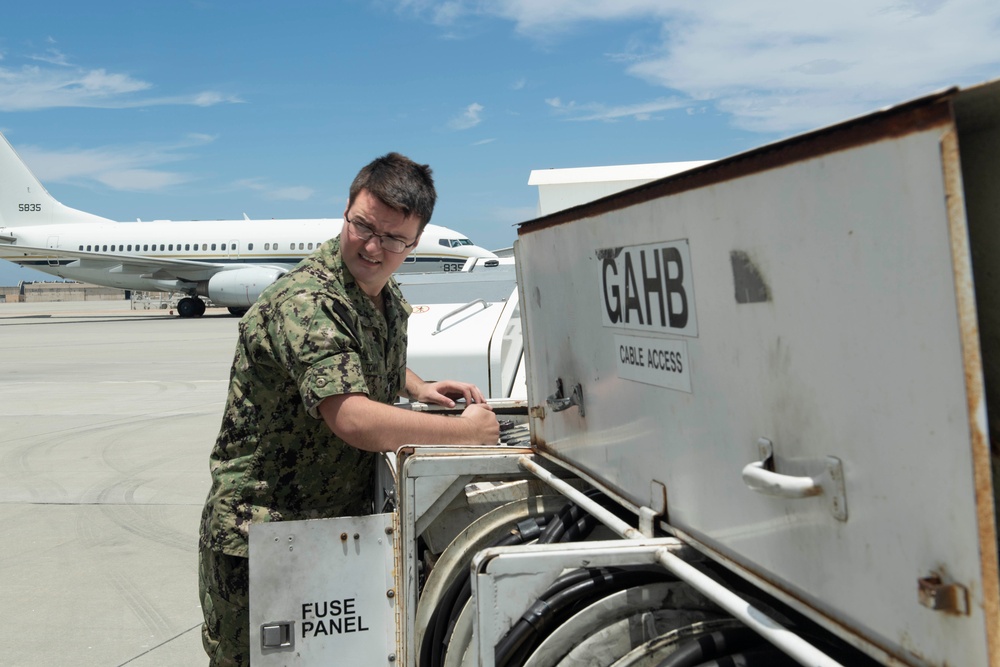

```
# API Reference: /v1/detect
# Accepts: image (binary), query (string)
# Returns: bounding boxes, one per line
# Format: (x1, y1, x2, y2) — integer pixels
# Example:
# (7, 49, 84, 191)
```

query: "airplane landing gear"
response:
(227, 307, 249, 317)
(177, 297, 207, 318)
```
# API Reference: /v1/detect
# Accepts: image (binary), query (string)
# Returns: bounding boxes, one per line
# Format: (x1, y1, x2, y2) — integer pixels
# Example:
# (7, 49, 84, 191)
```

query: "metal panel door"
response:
(516, 87, 999, 666)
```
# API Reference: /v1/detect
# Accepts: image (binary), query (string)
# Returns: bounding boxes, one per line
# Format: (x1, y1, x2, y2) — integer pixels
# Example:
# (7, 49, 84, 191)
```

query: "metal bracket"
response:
(918, 574, 970, 615)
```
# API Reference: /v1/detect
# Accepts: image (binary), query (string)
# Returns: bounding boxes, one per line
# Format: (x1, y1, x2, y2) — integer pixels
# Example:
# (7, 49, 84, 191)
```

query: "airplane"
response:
(0, 131, 498, 317)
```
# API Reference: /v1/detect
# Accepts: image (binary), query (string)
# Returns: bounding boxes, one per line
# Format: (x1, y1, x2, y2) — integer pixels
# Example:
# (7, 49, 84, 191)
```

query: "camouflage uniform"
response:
(198, 236, 411, 666)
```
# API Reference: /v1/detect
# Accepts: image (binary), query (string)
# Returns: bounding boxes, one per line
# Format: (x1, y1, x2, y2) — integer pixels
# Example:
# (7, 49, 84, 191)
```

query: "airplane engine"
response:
(206, 266, 286, 307)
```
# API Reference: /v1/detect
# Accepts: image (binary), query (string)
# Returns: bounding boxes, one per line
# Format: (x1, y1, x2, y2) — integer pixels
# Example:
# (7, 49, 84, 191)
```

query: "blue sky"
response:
(2, 0, 999, 285)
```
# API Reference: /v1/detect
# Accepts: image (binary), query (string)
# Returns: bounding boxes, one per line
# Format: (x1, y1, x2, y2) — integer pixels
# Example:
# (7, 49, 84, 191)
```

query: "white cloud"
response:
(96, 169, 189, 191)
(399, 0, 670, 32)
(548, 96, 688, 122)
(621, 0, 1000, 131)
(449, 102, 485, 130)
(0, 58, 242, 111)
(233, 178, 316, 202)
(27, 48, 71, 67)
(400, 0, 1000, 133)
(18, 136, 216, 192)
(266, 186, 315, 202)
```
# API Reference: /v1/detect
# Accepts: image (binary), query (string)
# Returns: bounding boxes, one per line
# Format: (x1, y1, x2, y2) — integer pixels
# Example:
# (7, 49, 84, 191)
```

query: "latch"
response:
(260, 621, 294, 650)
(546, 378, 585, 417)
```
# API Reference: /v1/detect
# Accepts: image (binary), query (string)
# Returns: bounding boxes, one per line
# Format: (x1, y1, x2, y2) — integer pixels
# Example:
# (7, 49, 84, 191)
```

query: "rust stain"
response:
(941, 124, 1000, 665)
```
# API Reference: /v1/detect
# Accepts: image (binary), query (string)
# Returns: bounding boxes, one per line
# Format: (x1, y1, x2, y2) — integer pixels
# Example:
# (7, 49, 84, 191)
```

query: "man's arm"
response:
(318, 393, 499, 453)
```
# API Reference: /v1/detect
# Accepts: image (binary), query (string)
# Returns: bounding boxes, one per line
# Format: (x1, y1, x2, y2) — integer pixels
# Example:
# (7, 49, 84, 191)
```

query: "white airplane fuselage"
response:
(0, 130, 497, 316)
(6, 218, 486, 289)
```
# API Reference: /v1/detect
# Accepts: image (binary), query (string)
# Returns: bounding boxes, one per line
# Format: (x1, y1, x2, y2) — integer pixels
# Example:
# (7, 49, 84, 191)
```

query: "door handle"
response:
(741, 438, 847, 521)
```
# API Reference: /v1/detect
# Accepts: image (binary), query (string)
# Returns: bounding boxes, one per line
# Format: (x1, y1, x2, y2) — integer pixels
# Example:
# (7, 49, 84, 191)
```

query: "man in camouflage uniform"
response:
(198, 153, 500, 666)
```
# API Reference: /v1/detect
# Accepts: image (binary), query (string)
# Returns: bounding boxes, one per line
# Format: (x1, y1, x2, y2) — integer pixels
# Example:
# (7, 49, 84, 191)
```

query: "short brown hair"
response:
(348, 152, 436, 232)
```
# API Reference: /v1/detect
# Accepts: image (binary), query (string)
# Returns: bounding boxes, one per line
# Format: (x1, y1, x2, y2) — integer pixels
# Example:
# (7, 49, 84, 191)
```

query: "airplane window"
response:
(231, 244, 237, 250)
(264, 243, 270, 251)
(458, 239, 472, 246)
(86, 245, 91, 251)
(290, 243, 295, 250)
(201, 244, 207, 251)
(160, 244, 165, 251)
(184, 244, 190, 251)
(248, 243, 254, 250)
(308, 243, 313, 250)
(168, 244, 174, 251)
(127, 245, 132, 251)
(211, 244, 216, 251)
(297, 243, 303, 250)
(103, 245, 108, 251)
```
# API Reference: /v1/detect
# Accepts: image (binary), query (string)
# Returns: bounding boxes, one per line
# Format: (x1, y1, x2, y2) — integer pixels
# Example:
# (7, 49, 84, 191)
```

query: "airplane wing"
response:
(0, 242, 274, 282)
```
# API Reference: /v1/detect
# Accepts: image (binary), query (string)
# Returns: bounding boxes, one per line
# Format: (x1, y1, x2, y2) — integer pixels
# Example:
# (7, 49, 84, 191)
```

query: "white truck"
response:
(248, 78, 1000, 666)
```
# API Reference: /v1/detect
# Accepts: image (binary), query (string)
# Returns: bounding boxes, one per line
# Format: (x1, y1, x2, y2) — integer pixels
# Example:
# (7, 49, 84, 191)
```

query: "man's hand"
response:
(410, 378, 486, 407)
(461, 402, 500, 445)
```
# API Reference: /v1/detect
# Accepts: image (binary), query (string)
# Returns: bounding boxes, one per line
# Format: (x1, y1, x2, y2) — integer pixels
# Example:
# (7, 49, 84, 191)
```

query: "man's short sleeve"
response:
(267, 293, 370, 419)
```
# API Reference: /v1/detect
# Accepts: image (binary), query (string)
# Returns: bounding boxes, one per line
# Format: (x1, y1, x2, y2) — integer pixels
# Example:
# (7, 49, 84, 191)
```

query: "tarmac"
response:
(0, 299, 239, 666)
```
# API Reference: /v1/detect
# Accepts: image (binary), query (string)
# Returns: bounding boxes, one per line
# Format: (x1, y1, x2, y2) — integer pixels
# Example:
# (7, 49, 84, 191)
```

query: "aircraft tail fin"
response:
(0, 131, 112, 228)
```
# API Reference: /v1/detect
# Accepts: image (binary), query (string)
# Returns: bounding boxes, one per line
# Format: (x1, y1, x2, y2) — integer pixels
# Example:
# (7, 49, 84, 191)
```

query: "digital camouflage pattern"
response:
(199, 548, 250, 667)
(199, 235, 411, 559)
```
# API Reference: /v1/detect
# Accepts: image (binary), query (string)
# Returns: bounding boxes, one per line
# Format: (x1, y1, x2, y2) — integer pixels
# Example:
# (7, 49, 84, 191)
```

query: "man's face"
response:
(341, 189, 422, 297)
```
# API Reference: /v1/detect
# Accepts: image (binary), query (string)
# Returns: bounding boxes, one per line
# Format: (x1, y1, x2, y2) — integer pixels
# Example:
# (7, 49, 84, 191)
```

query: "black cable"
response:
(559, 512, 598, 542)
(654, 627, 761, 667)
(692, 644, 800, 666)
(495, 567, 674, 667)
(537, 501, 583, 543)
(537, 489, 614, 544)
(419, 514, 551, 667)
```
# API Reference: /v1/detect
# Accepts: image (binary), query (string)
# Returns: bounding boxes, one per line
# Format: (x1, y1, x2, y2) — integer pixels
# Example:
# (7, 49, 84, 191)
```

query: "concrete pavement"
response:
(0, 300, 238, 666)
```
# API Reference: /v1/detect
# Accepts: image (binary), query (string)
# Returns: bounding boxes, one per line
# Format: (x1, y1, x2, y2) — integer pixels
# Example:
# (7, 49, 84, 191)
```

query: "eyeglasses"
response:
(344, 215, 417, 254)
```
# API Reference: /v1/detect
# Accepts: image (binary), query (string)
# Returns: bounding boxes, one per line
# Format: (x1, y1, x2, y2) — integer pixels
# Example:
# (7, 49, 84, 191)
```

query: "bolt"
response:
(340, 532, 348, 541)
(388, 654, 396, 662)
(385, 526, 394, 535)
(386, 589, 395, 598)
